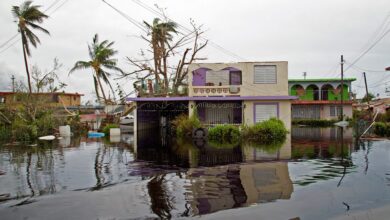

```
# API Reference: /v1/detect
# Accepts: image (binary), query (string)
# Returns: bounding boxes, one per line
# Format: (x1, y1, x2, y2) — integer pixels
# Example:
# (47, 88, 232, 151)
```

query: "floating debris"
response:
(38, 135, 56, 141)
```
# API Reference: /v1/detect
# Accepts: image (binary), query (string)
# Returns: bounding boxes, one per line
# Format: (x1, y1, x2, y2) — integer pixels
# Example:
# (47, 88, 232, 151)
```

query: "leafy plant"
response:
(172, 111, 201, 137)
(102, 124, 119, 136)
(373, 122, 390, 137)
(292, 119, 338, 127)
(241, 118, 288, 144)
(208, 125, 240, 143)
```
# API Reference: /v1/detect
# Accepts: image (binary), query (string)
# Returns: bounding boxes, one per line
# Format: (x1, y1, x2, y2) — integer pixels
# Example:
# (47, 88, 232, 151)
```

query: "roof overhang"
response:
(292, 100, 354, 105)
(127, 96, 298, 102)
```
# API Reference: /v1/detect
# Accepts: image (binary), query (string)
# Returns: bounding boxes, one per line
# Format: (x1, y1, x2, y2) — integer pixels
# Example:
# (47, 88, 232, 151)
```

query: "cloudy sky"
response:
(1, 0, 390, 102)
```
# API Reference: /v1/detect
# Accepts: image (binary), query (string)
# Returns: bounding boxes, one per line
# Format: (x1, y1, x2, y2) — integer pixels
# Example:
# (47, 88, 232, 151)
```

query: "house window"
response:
(254, 65, 277, 84)
(254, 103, 278, 123)
(330, 105, 342, 117)
(229, 71, 242, 85)
(206, 70, 229, 86)
(0, 96, 5, 103)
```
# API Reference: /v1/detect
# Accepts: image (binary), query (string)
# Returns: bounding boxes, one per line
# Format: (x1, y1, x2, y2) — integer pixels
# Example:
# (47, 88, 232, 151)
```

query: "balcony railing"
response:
(191, 85, 241, 96)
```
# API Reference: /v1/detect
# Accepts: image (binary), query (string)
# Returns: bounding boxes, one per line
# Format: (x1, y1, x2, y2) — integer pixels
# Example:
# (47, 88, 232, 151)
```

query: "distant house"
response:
(127, 61, 296, 147)
(353, 97, 390, 114)
(0, 92, 83, 107)
(288, 78, 356, 120)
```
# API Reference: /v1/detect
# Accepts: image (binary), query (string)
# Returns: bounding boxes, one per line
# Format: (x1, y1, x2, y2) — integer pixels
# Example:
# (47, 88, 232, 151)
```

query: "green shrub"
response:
(208, 125, 240, 143)
(172, 112, 202, 137)
(242, 118, 288, 144)
(12, 117, 38, 141)
(373, 122, 390, 137)
(102, 124, 119, 135)
(292, 119, 338, 127)
(376, 111, 390, 123)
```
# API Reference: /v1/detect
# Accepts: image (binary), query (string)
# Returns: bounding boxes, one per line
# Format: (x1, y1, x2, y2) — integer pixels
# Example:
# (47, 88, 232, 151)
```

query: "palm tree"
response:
(69, 34, 123, 104)
(144, 18, 177, 92)
(12, 1, 50, 94)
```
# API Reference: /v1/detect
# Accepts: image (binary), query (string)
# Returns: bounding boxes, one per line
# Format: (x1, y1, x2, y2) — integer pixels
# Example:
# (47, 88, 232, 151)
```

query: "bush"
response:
(376, 111, 390, 123)
(102, 124, 119, 136)
(208, 125, 240, 143)
(292, 119, 338, 127)
(242, 118, 288, 144)
(373, 122, 390, 137)
(171, 112, 202, 137)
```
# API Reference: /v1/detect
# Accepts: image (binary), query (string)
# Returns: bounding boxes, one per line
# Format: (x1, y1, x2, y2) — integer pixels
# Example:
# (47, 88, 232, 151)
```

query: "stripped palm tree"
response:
(69, 34, 124, 104)
(12, 1, 50, 94)
(144, 18, 178, 92)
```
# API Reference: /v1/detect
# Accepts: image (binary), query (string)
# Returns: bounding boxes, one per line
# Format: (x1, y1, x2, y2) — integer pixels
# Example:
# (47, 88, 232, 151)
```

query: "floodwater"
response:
(0, 127, 389, 219)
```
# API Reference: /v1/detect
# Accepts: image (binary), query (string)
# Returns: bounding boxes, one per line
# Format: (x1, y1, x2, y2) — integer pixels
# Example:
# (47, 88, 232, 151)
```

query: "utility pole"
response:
(11, 75, 15, 92)
(340, 55, 344, 121)
(363, 72, 372, 120)
(363, 72, 370, 105)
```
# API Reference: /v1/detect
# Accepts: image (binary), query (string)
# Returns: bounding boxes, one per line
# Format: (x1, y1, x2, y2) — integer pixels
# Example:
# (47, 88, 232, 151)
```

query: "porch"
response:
(194, 101, 243, 126)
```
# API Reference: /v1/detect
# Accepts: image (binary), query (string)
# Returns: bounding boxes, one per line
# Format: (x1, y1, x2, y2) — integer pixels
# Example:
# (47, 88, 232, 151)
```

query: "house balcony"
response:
(191, 85, 241, 97)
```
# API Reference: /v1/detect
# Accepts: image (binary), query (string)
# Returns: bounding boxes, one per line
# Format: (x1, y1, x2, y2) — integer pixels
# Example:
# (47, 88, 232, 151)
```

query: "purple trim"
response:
(222, 67, 241, 71)
(127, 96, 298, 102)
(192, 68, 210, 86)
(253, 102, 280, 123)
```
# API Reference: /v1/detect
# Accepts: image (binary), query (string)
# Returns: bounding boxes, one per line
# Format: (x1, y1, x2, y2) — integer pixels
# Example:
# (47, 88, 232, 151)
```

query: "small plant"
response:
(208, 125, 240, 143)
(171, 112, 202, 137)
(292, 119, 338, 127)
(373, 122, 390, 137)
(102, 124, 119, 136)
(241, 118, 288, 144)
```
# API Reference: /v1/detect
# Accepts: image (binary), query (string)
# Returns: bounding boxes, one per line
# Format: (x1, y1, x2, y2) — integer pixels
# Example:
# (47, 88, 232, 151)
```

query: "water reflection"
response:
(0, 126, 371, 219)
(186, 162, 293, 215)
(0, 136, 134, 201)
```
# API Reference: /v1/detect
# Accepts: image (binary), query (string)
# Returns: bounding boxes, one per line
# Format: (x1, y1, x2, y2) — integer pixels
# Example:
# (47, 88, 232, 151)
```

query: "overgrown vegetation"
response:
(373, 122, 390, 137)
(292, 119, 338, 127)
(208, 125, 240, 143)
(171, 112, 202, 137)
(241, 118, 288, 144)
(0, 93, 87, 142)
(102, 124, 119, 136)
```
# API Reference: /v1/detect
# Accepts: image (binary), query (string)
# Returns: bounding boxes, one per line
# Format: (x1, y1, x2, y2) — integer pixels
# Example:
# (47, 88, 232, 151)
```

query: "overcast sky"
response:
(1, 0, 390, 102)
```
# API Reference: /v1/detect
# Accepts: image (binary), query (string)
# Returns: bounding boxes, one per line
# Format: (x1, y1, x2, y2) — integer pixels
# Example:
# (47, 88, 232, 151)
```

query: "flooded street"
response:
(0, 127, 390, 219)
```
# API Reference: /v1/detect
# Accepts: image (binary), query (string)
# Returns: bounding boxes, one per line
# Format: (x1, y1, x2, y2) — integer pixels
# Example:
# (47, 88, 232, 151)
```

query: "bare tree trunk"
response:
(22, 41, 32, 94)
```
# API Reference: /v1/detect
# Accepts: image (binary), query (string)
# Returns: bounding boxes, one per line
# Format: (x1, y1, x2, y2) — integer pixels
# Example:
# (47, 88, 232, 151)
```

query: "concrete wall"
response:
(188, 62, 289, 96)
(243, 100, 292, 131)
(322, 104, 353, 120)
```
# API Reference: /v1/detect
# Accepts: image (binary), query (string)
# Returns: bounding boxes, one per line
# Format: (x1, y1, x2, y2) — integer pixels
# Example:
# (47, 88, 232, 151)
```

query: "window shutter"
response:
(254, 65, 277, 84)
(255, 104, 277, 123)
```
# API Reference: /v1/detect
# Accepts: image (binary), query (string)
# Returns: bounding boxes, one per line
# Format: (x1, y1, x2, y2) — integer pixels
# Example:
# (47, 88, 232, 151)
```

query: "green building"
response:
(288, 78, 356, 120)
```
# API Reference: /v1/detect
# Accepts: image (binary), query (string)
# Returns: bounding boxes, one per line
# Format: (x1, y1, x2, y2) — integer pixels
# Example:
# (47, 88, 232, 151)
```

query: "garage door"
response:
(254, 104, 278, 123)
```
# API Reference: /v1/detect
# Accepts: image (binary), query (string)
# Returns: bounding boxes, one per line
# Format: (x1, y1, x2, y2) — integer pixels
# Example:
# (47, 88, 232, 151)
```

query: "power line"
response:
(0, 33, 19, 49)
(102, 0, 148, 33)
(345, 27, 390, 72)
(130, 0, 248, 61)
(0, 0, 70, 55)
(357, 12, 390, 58)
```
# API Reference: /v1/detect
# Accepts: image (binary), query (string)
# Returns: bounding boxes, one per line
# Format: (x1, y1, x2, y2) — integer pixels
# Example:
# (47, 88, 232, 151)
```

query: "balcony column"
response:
(189, 101, 196, 117)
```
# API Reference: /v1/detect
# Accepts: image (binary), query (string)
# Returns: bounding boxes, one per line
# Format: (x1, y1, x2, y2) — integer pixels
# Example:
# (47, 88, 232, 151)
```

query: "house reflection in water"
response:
(291, 127, 353, 158)
(135, 134, 293, 216)
(186, 162, 293, 215)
